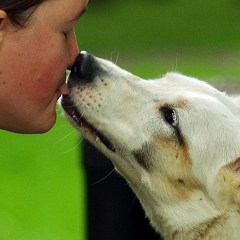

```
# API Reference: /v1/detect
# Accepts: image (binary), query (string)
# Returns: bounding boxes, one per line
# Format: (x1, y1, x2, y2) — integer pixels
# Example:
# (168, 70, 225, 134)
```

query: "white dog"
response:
(62, 51, 240, 240)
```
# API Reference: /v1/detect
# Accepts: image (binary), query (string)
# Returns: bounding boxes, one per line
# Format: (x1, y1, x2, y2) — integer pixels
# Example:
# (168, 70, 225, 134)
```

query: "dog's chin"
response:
(61, 95, 116, 153)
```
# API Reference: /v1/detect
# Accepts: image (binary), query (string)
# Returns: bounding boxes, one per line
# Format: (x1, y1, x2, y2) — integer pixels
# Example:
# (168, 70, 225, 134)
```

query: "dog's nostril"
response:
(72, 51, 88, 77)
(70, 51, 98, 83)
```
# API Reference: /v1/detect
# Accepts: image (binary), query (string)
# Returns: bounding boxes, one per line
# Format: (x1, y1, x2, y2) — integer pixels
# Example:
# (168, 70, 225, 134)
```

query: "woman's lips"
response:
(59, 82, 69, 95)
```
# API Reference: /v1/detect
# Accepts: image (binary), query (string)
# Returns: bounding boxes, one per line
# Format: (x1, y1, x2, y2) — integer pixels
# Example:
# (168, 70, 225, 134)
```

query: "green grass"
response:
(2, 0, 240, 239)
(76, 0, 240, 81)
(0, 109, 86, 240)
(78, 0, 240, 53)
(111, 49, 240, 81)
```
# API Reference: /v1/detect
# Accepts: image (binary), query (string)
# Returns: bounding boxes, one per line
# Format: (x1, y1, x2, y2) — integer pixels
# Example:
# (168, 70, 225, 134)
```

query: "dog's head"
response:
(62, 52, 240, 230)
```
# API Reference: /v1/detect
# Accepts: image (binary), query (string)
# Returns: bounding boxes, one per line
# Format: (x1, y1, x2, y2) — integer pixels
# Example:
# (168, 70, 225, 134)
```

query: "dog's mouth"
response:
(61, 95, 116, 152)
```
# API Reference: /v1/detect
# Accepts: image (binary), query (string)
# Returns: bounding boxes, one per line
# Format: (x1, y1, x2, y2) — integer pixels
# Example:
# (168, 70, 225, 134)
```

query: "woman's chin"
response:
(33, 113, 57, 134)
(16, 111, 57, 134)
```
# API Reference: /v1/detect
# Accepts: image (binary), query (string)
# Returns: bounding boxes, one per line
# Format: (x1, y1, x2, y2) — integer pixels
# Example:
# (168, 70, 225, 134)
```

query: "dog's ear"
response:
(228, 158, 240, 173)
(217, 158, 240, 205)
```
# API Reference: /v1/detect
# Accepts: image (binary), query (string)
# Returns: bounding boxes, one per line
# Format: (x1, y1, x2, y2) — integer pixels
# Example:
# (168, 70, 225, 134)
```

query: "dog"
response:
(61, 51, 240, 240)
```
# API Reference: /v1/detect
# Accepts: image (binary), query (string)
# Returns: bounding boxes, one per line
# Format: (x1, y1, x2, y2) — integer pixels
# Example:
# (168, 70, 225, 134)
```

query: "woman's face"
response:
(0, 0, 88, 133)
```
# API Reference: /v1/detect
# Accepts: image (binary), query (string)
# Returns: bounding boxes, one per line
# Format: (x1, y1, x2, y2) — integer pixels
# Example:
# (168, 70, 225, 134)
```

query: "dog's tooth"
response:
(96, 136, 100, 142)
(72, 114, 79, 122)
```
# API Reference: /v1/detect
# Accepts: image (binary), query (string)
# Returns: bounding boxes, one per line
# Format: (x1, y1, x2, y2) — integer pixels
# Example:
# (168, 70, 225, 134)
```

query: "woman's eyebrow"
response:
(69, 7, 87, 23)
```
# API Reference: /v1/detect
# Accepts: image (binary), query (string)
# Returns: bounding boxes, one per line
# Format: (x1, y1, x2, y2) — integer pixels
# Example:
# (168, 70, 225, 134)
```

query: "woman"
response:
(1, 2, 161, 240)
(0, 0, 88, 134)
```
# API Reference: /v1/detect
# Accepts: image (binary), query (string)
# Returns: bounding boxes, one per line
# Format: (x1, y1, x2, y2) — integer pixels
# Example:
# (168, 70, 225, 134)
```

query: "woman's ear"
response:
(0, 10, 9, 45)
(0, 10, 8, 30)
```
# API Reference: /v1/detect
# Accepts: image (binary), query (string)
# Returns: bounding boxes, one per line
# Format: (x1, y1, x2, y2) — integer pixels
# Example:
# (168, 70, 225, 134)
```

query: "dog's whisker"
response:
(109, 51, 120, 65)
(114, 52, 119, 65)
(55, 128, 77, 143)
(128, 182, 143, 212)
(58, 136, 84, 154)
(173, 53, 179, 72)
(91, 168, 115, 185)
(55, 108, 86, 144)
(103, 52, 109, 61)
(76, 110, 86, 122)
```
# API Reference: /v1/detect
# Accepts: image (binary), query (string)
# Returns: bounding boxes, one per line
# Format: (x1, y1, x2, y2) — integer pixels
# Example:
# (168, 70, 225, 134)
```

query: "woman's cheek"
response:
(34, 57, 66, 93)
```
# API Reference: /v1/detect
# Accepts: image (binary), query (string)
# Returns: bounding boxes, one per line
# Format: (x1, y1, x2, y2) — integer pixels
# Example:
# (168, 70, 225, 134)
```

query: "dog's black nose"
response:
(68, 51, 98, 86)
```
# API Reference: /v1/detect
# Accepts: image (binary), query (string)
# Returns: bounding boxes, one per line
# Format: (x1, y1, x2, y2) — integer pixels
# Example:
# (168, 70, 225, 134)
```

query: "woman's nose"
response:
(67, 30, 79, 70)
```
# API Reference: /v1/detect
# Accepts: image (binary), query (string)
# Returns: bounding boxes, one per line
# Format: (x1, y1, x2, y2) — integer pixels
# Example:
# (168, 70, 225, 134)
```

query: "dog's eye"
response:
(162, 108, 177, 127)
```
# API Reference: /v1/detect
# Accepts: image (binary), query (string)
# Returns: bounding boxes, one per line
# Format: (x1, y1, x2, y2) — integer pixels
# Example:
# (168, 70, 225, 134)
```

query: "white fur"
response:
(62, 55, 240, 240)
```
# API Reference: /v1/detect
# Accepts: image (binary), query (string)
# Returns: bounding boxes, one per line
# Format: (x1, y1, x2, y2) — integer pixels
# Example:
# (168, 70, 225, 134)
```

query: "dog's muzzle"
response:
(61, 51, 117, 153)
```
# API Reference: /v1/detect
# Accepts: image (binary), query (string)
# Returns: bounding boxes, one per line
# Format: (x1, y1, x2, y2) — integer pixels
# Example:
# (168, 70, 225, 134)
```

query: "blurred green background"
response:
(1, 0, 240, 239)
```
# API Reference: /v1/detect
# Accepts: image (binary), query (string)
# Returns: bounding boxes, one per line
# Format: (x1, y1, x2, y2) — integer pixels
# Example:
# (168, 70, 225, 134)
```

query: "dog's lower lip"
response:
(61, 95, 116, 152)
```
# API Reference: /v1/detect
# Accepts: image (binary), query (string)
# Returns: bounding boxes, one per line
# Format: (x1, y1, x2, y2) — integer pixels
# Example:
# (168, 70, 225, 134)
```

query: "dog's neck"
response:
(137, 186, 240, 240)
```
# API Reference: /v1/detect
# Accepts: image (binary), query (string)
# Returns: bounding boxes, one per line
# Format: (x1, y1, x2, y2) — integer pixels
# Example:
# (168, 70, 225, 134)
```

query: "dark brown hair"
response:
(0, 0, 45, 27)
